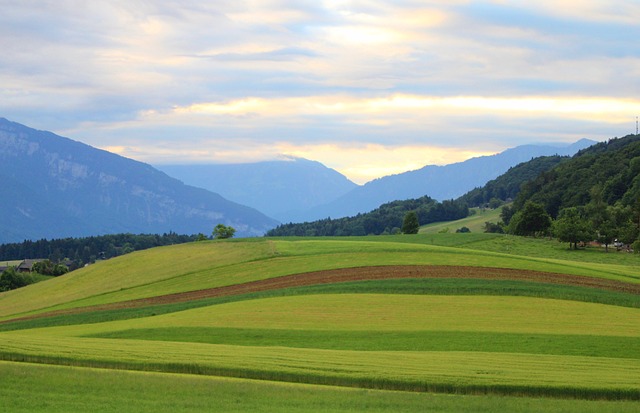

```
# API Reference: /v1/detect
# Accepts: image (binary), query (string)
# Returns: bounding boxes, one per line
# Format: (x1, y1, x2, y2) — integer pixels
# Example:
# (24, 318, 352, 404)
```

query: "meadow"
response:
(0, 231, 638, 411)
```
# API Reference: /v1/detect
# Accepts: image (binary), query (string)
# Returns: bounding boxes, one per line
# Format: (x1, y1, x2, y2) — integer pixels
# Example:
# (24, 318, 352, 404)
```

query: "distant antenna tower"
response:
(637, 116, 639, 135)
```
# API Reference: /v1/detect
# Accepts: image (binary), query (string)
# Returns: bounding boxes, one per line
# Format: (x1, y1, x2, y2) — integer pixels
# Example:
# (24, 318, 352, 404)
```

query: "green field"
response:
(0, 234, 639, 411)
(420, 207, 502, 234)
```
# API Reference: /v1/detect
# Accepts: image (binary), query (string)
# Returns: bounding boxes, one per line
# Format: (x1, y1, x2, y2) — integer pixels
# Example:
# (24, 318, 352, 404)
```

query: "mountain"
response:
(0, 118, 278, 243)
(511, 134, 640, 217)
(300, 139, 596, 221)
(457, 155, 569, 207)
(157, 158, 357, 222)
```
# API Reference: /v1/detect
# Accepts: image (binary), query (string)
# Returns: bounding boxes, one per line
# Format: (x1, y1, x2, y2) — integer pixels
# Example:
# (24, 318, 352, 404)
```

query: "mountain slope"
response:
(457, 155, 569, 207)
(512, 134, 640, 217)
(0, 118, 278, 242)
(157, 158, 357, 222)
(301, 139, 595, 221)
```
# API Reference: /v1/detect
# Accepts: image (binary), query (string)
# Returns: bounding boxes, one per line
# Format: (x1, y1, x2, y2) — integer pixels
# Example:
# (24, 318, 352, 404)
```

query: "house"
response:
(16, 259, 46, 273)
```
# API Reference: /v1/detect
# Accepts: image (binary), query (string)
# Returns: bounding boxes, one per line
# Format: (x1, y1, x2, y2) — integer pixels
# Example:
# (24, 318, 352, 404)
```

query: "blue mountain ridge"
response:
(0, 118, 278, 243)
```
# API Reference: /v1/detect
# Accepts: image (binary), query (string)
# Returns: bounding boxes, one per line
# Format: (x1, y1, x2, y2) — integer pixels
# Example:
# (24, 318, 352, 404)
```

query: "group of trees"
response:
(496, 189, 640, 251)
(0, 267, 31, 292)
(266, 197, 469, 237)
(474, 134, 640, 252)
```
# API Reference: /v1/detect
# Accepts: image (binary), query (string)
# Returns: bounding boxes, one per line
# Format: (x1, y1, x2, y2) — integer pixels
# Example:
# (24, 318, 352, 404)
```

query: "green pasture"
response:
(1, 333, 639, 399)
(2, 278, 638, 334)
(2, 362, 638, 413)
(4, 236, 638, 322)
(55, 294, 638, 337)
(90, 328, 640, 359)
(1, 293, 638, 399)
(420, 207, 502, 234)
(0, 235, 639, 406)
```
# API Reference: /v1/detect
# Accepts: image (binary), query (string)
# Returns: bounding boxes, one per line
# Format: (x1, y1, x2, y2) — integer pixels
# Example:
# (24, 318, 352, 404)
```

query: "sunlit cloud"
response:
(2, 0, 639, 184)
(169, 94, 640, 124)
(102, 139, 496, 185)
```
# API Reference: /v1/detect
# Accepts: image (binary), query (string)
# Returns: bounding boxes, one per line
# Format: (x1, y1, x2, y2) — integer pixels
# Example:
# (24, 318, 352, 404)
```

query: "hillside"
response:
(458, 155, 568, 207)
(0, 235, 638, 412)
(0, 118, 278, 242)
(299, 139, 595, 221)
(512, 134, 640, 217)
(266, 196, 468, 236)
(157, 157, 357, 222)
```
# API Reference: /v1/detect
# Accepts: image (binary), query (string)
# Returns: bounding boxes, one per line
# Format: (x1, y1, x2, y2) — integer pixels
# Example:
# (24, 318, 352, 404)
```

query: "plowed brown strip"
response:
(4, 265, 639, 324)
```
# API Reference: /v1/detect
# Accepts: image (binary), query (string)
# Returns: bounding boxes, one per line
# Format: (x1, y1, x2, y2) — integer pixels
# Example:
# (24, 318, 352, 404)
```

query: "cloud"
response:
(1, 1, 639, 183)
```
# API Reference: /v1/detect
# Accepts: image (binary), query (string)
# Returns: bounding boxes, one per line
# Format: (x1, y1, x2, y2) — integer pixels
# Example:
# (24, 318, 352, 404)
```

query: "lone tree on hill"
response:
(402, 211, 420, 234)
(212, 224, 236, 239)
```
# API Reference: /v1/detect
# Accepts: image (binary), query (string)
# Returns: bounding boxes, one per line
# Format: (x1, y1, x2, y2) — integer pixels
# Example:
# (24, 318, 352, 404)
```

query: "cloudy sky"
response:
(2, 1, 639, 183)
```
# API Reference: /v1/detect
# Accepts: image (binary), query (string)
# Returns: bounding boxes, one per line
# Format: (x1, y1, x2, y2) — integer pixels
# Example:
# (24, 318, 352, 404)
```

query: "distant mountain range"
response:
(164, 139, 594, 223)
(157, 158, 357, 223)
(0, 118, 277, 243)
(295, 139, 595, 221)
(0, 116, 600, 245)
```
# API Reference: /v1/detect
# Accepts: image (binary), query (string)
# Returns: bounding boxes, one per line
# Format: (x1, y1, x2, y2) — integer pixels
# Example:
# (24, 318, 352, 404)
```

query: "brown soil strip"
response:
(4, 265, 639, 324)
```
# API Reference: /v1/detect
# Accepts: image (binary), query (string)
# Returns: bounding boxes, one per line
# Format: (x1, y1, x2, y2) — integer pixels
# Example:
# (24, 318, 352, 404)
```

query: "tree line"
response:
(266, 197, 469, 237)
(489, 134, 640, 251)
(0, 232, 198, 269)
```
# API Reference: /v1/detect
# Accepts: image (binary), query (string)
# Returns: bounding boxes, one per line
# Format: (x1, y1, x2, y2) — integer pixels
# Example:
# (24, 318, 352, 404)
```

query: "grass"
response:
(1, 294, 637, 399)
(1, 237, 638, 321)
(2, 278, 637, 333)
(1, 334, 638, 399)
(60, 294, 636, 337)
(3, 361, 639, 413)
(87, 327, 640, 358)
(0, 235, 639, 406)
(420, 207, 503, 234)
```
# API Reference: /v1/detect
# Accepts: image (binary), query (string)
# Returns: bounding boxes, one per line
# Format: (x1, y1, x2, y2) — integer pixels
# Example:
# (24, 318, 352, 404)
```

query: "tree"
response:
(596, 218, 617, 252)
(401, 211, 420, 234)
(508, 201, 552, 236)
(32, 260, 69, 276)
(500, 204, 515, 226)
(212, 224, 236, 239)
(0, 267, 28, 292)
(551, 207, 594, 250)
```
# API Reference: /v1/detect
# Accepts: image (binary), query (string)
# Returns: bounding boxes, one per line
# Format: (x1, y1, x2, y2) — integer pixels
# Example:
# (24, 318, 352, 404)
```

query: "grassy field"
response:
(420, 207, 502, 234)
(3, 362, 639, 413)
(0, 233, 639, 411)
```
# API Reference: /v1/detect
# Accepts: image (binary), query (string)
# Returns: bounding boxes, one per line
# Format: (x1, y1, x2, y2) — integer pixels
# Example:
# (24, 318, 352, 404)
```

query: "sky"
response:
(1, 1, 639, 184)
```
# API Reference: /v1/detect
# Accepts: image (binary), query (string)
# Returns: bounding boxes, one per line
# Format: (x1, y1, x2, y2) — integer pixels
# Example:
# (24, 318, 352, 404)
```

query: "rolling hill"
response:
(0, 234, 638, 411)
(0, 118, 278, 242)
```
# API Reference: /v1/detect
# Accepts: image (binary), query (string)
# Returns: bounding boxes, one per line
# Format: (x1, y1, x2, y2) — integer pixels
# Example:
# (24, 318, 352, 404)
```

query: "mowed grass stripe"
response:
(87, 327, 640, 359)
(73, 294, 635, 338)
(1, 334, 638, 399)
(2, 278, 638, 332)
(3, 361, 639, 413)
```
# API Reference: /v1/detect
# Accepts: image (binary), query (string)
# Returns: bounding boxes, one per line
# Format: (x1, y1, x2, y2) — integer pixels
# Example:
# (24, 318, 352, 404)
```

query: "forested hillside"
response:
(512, 134, 640, 217)
(266, 197, 468, 236)
(458, 155, 568, 207)
(489, 134, 640, 250)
